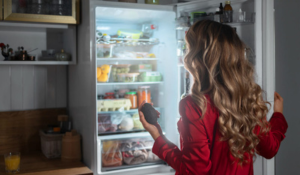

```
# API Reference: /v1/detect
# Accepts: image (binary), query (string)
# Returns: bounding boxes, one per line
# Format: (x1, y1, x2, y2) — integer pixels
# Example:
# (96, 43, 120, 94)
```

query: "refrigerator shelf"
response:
(98, 107, 162, 114)
(97, 82, 163, 85)
(176, 22, 254, 31)
(98, 129, 147, 136)
(101, 162, 165, 172)
(97, 58, 160, 61)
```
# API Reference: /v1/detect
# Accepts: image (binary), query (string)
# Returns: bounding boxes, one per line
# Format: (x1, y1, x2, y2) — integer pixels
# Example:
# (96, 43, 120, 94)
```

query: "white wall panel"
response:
(0, 66, 11, 111)
(11, 66, 23, 110)
(46, 66, 56, 108)
(0, 65, 67, 112)
(22, 66, 35, 110)
(56, 66, 67, 108)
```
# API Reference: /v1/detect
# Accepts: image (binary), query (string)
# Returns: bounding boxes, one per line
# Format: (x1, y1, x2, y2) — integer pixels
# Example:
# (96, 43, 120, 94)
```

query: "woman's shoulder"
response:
(179, 94, 213, 118)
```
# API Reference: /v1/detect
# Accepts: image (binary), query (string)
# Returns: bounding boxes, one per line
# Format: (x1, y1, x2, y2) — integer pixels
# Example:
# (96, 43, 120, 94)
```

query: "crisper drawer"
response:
(98, 133, 164, 174)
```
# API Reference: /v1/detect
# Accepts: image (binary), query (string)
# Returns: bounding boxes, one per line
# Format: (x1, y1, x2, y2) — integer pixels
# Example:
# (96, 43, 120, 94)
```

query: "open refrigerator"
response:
(69, 0, 275, 175)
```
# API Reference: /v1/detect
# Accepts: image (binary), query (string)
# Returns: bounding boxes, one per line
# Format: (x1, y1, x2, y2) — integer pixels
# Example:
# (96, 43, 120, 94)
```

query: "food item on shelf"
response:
(102, 33, 111, 42)
(132, 113, 144, 129)
(110, 114, 128, 132)
(111, 65, 131, 82)
(97, 64, 111, 82)
(140, 103, 158, 125)
(97, 99, 132, 112)
(117, 29, 143, 40)
(117, 73, 140, 82)
(139, 72, 162, 82)
(117, 89, 130, 98)
(147, 53, 156, 58)
(98, 114, 112, 133)
(121, 141, 148, 165)
(119, 116, 134, 131)
(104, 92, 115, 99)
(102, 141, 122, 167)
(130, 64, 152, 73)
(124, 92, 138, 109)
(114, 52, 156, 59)
(137, 86, 151, 107)
(97, 67, 102, 79)
(96, 44, 113, 58)
(144, 140, 160, 162)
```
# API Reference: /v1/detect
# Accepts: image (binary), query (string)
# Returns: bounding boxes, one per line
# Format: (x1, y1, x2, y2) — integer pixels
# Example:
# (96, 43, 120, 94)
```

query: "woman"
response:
(139, 20, 288, 175)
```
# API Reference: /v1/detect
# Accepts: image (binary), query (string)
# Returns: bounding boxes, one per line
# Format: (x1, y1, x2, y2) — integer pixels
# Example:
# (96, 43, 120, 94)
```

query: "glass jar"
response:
(145, 0, 159, 4)
(224, 1, 233, 23)
(124, 92, 138, 109)
(55, 49, 70, 61)
(104, 92, 115, 99)
(138, 86, 151, 107)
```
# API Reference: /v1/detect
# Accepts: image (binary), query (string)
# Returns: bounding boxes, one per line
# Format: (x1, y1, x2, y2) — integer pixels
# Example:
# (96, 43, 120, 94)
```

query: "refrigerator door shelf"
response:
(97, 82, 163, 85)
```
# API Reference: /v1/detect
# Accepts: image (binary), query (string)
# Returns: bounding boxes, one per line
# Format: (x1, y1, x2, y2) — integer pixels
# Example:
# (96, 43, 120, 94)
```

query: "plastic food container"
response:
(130, 64, 152, 72)
(117, 29, 143, 39)
(124, 92, 138, 109)
(39, 130, 64, 158)
(111, 64, 131, 82)
(139, 72, 162, 82)
(117, 73, 140, 82)
(97, 43, 114, 58)
(138, 86, 151, 107)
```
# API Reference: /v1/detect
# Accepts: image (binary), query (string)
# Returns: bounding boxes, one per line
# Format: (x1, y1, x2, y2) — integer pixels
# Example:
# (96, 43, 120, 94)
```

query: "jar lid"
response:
(105, 92, 114, 95)
(125, 91, 137, 95)
(225, 1, 231, 4)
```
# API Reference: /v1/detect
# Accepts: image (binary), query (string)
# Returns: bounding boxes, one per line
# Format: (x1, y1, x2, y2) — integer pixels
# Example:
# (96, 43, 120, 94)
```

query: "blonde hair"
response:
(184, 20, 270, 164)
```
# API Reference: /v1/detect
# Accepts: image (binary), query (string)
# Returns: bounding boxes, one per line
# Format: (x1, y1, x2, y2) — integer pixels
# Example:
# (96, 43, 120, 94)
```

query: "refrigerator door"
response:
(92, 1, 178, 174)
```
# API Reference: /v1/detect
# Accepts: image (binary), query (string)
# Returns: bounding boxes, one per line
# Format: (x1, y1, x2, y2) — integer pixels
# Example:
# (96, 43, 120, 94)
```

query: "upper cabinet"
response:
(0, 0, 2, 20)
(2, 0, 80, 24)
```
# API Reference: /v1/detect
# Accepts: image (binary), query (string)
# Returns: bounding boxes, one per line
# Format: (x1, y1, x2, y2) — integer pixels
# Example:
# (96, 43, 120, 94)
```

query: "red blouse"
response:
(152, 95, 288, 175)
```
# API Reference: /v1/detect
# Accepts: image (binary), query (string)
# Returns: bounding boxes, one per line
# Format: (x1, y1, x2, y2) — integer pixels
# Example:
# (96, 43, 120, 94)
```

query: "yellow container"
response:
(117, 29, 143, 39)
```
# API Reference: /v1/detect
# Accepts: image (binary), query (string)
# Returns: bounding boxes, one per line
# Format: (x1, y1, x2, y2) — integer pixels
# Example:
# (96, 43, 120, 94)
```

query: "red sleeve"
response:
(152, 98, 211, 175)
(255, 112, 288, 159)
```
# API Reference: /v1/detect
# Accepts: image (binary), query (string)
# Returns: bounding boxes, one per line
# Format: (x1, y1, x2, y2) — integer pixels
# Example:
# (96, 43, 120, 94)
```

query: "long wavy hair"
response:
(184, 20, 270, 164)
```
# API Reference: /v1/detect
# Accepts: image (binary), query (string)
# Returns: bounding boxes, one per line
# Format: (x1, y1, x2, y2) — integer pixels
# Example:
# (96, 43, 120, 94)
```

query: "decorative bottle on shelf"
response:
(219, 3, 224, 23)
(55, 49, 70, 61)
(224, 1, 233, 23)
(181, 71, 190, 99)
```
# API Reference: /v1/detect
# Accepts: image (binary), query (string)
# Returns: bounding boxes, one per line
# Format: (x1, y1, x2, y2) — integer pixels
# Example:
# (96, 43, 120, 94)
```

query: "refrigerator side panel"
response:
(262, 0, 275, 175)
(68, 0, 97, 173)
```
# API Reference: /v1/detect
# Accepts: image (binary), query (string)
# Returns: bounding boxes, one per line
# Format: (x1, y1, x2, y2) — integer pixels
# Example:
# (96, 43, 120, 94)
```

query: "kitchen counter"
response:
(0, 152, 93, 175)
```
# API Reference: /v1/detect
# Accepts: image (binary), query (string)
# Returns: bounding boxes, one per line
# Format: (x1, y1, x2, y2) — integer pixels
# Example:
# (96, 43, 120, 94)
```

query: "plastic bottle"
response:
(238, 8, 244, 22)
(214, 8, 221, 23)
(224, 1, 233, 23)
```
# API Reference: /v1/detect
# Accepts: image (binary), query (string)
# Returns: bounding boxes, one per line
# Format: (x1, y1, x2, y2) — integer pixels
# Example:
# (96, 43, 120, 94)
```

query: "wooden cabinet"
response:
(2, 0, 79, 24)
(0, 0, 2, 20)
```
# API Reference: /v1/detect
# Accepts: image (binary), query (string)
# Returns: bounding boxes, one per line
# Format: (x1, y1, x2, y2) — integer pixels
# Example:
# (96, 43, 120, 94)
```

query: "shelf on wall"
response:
(97, 82, 163, 85)
(0, 61, 75, 65)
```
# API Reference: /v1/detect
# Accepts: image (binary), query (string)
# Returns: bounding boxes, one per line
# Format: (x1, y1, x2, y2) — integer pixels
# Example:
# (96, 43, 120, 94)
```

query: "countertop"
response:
(0, 152, 93, 175)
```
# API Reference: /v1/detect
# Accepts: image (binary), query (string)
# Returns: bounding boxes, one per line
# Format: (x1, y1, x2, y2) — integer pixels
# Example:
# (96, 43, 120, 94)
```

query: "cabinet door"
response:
(0, 0, 2, 20)
(3, 0, 80, 24)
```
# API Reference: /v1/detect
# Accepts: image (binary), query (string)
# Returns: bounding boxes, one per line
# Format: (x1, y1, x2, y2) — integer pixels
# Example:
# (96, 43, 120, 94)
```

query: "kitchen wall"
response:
(274, 0, 299, 174)
(0, 65, 67, 112)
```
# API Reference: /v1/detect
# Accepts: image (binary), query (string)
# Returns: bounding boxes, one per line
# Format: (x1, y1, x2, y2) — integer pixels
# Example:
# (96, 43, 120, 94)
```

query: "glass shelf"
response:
(98, 107, 162, 114)
(97, 58, 159, 61)
(97, 82, 163, 86)
(101, 162, 164, 172)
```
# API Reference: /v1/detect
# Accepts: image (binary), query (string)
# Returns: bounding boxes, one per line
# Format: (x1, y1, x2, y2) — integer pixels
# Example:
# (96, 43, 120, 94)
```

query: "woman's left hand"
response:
(139, 101, 161, 140)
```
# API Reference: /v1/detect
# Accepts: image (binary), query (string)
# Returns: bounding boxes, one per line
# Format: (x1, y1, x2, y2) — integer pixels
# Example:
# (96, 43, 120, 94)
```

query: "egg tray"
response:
(97, 99, 132, 112)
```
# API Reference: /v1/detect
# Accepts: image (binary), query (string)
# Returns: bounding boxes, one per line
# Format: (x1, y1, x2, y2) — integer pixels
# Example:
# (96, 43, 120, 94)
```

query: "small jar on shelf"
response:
(124, 92, 138, 109)
(138, 86, 151, 107)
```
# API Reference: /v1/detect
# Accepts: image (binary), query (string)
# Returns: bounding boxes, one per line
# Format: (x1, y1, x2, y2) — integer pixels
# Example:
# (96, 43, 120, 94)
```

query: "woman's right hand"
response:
(274, 92, 283, 113)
